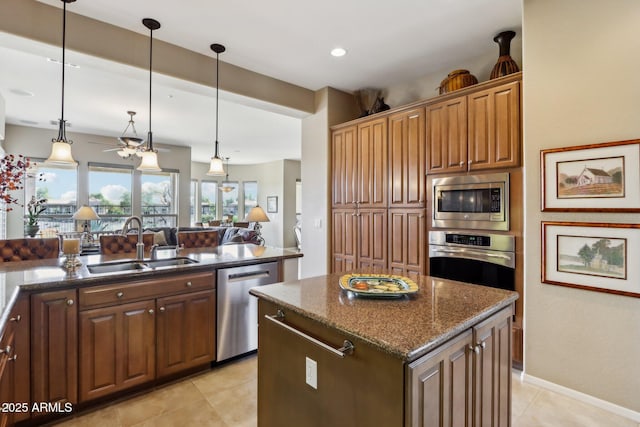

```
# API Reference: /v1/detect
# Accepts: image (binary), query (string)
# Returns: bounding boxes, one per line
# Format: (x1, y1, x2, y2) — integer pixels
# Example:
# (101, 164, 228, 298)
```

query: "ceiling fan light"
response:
(136, 150, 161, 171)
(206, 156, 225, 176)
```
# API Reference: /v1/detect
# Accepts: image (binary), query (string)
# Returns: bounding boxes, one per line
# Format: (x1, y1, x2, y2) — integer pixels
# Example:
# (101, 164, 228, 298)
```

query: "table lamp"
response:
(72, 205, 100, 242)
(245, 205, 270, 245)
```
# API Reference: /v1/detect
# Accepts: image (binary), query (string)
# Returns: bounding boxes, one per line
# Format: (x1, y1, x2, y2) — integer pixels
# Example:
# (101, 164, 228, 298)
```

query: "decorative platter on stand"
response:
(339, 273, 419, 298)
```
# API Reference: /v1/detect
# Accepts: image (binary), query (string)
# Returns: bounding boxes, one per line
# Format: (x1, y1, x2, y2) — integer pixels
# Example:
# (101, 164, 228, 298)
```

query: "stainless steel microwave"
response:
(432, 172, 509, 231)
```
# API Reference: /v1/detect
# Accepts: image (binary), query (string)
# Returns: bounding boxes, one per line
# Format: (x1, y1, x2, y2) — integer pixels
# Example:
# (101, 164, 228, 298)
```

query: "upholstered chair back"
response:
(0, 238, 60, 262)
(99, 234, 154, 255)
(177, 230, 219, 248)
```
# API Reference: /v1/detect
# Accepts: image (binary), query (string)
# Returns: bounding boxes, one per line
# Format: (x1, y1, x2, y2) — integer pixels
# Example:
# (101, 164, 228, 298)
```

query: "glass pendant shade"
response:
(137, 150, 161, 171)
(46, 139, 77, 165)
(207, 155, 225, 176)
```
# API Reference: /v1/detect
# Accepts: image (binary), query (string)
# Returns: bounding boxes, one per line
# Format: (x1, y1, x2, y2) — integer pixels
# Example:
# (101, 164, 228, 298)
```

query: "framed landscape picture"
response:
(540, 139, 640, 211)
(541, 221, 640, 298)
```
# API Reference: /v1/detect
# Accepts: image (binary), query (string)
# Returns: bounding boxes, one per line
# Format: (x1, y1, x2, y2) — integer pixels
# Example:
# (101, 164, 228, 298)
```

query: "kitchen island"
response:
(0, 244, 301, 426)
(250, 271, 518, 427)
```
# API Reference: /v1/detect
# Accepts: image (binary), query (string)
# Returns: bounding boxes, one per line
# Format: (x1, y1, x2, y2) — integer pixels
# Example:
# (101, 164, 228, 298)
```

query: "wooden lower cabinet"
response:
(79, 300, 156, 401)
(0, 296, 30, 427)
(156, 290, 216, 377)
(331, 208, 387, 273)
(388, 209, 426, 280)
(407, 306, 513, 427)
(31, 289, 78, 409)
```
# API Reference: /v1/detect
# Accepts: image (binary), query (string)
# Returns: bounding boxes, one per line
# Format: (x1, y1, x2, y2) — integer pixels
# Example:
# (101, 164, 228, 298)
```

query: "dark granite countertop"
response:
(249, 271, 518, 362)
(0, 244, 301, 331)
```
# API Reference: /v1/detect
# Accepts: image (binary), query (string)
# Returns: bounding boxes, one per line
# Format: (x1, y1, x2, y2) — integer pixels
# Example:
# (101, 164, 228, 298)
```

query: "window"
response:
(24, 160, 78, 233)
(243, 181, 258, 219)
(88, 163, 132, 232)
(190, 179, 197, 226)
(201, 181, 217, 222)
(221, 182, 239, 222)
(141, 170, 178, 228)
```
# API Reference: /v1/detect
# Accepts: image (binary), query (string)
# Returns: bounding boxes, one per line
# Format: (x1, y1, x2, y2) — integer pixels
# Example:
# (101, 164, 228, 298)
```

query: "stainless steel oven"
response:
(432, 172, 509, 231)
(428, 230, 515, 291)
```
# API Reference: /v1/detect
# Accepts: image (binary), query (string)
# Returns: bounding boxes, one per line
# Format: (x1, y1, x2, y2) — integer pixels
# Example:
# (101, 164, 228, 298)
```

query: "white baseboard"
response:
(522, 373, 640, 422)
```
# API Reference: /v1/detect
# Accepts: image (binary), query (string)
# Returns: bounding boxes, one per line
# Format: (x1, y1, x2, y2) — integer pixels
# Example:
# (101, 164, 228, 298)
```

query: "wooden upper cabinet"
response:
(426, 96, 468, 174)
(468, 81, 521, 171)
(389, 108, 426, 208)
(357, 118, 387, 208)
(331, 125, 358, 208)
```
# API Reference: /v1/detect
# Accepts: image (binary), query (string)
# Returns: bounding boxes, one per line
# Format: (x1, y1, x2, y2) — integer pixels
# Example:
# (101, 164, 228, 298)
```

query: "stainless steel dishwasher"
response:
(217, 262, 279, 362)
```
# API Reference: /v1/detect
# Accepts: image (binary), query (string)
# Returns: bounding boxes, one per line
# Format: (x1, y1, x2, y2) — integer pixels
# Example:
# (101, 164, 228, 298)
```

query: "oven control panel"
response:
(445, 234, 491, 247)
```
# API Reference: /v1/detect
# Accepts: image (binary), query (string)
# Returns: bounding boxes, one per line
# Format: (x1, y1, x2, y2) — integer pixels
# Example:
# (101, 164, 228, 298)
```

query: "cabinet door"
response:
(407, 329, 473, 427)
(468, 81, 520, 171)
(157, 290, 216, 377)
(426, 97, 467, 174)
(31, 289, 78, 407)
(331, 209, 358, 273)
(389, 108, 426, 208)
(79, 300, 155, 402)
(388, 209, 426, 278)
(357, 208, 387, 272)
(472, 307, 512, 427)
(358, 117, 387, 208)
(331, 125, 358, 208)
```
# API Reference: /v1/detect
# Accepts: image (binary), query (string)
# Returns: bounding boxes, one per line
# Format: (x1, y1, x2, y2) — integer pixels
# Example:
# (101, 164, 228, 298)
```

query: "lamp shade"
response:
(137, 150, 161, 171)
(72, 205, 100, 221)
(46, 140, 77, 165)
(206, 156, 225, 176)
(246, 205, 270, 223)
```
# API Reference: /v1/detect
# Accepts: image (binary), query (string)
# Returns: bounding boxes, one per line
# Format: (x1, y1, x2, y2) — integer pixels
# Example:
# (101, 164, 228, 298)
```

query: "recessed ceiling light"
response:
(331, 47, 347, 57)
(46, 57, 80, 68)
(10, 89, 35, 97)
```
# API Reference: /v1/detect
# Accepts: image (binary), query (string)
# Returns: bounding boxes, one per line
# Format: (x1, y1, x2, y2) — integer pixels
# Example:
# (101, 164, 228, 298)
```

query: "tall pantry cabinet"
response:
(332, 110, 426, 277)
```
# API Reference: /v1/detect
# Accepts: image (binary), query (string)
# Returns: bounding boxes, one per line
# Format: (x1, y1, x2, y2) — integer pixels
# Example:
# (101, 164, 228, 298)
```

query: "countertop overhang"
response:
(250, 271, 518, 362)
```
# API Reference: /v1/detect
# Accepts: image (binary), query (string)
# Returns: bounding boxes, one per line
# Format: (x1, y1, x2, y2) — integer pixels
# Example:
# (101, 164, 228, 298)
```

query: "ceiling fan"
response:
(100, 110, 145, 157)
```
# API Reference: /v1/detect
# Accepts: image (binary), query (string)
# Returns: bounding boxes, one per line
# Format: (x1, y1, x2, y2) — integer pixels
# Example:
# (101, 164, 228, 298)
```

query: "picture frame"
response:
(267, 196, 278, 213)
(540, 139, 640, 211)
(541, 221, 640, 298)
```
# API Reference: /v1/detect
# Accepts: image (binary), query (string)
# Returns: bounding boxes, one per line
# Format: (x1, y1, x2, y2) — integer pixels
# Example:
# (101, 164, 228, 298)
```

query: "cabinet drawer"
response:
(79, 272, 215, 309)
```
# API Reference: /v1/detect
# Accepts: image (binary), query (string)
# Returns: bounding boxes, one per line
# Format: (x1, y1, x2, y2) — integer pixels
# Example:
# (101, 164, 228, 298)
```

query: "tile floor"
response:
(54, 355, 638, 427)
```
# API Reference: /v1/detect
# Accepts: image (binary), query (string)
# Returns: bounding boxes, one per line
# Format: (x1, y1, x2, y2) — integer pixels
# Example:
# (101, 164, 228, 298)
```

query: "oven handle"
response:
(429, 247, 515, 268)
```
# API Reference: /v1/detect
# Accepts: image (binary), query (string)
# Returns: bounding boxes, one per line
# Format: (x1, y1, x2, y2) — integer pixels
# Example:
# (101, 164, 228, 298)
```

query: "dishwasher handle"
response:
(265, 310, 355, 358)
(227, 270, 271, 282)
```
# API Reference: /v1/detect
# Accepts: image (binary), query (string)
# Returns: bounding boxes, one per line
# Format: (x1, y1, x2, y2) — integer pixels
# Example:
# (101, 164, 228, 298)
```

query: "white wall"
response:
(523, 0, 640, 413)
(3, 124, 192, 236)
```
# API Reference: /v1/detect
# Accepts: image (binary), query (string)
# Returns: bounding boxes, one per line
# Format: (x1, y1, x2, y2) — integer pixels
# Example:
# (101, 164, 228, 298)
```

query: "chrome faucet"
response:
(121, 216, 144, 260)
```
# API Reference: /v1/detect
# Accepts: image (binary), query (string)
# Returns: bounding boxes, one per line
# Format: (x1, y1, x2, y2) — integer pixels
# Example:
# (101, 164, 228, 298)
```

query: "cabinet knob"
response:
(460, 161, 464, 166)
(116, 292, 124, 299)
(468, 160, 472, 165)
(186, 281, 192, 287)
(148, 309, 154, 315)
(0, 345, 11, 355)
(469, 345, 480, 355)
(66, 299, 74, 306)
(478, 341, 486, 349)
(8, 354, 17, 361)
(9, 314, 21, 323)
(159, 306, 166, 313)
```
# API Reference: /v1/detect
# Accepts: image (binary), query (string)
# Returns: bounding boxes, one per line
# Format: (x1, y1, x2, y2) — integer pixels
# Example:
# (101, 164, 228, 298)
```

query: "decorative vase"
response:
(439, 69, 478, 94)
(490, 30, 520, 79)
(25, 224, 39, 237)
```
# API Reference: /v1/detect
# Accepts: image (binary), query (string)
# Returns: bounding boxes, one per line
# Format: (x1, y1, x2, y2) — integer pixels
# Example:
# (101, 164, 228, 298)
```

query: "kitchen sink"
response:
(86, 257, 199, 274)
(86, 260, 146, 274)
(144, 257, 199, 268)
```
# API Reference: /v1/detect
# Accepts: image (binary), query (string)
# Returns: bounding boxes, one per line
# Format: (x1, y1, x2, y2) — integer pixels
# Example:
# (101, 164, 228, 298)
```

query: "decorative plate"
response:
(339, 273, 419, 298)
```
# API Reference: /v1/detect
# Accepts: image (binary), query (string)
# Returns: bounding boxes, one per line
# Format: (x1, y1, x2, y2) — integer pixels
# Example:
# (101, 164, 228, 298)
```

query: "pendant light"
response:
(136, 18, 161, 172)
(46, 0, 77, 166)
(219, 157, 234, 193)
(206, 43, 226, 176)
(117, 111, 144, 159)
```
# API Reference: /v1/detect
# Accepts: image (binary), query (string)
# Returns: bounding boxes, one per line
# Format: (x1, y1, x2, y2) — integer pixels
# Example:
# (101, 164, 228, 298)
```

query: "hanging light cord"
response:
(215, 49, 219, 146)
(55, 0, 70, 143)
(147, 25, 154, 151)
